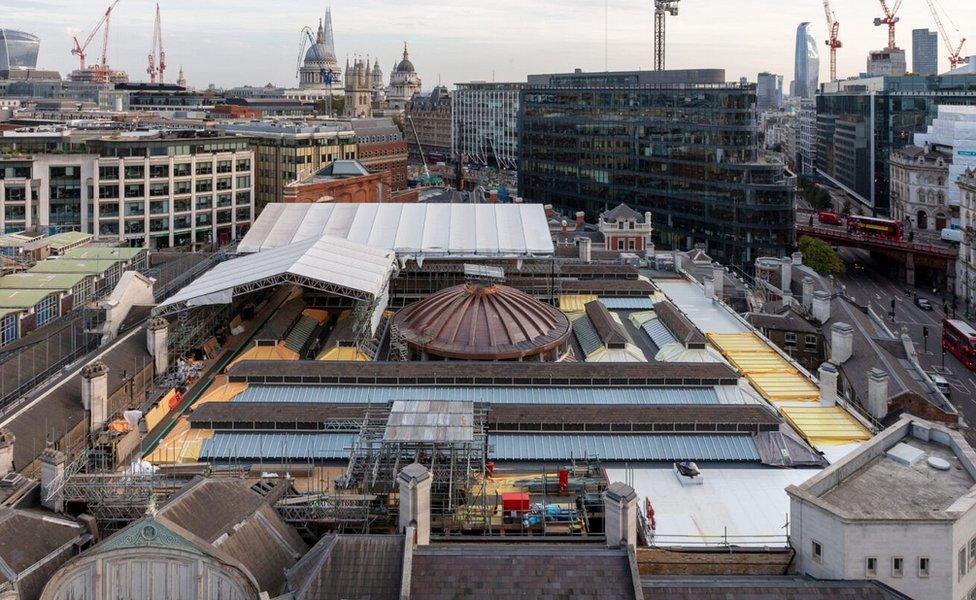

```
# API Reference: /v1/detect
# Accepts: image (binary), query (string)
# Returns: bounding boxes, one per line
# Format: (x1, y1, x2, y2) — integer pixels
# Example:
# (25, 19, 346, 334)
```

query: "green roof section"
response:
(63, 246, 143, 261)
(0, 307, 26, 320)
(0, 288, 56, 309)
(0, 272, 87, 291)
(45, 231, 93, 251)
(29, 259, 117, 275)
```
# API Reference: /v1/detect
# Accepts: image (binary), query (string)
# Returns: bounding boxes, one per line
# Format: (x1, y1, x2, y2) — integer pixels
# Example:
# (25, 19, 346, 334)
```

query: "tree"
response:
(799, 236, 846, 276)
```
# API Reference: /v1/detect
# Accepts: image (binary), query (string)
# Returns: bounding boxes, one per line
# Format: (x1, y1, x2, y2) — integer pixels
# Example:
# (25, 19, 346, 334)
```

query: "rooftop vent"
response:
(886, 442, 925, 466)
(927, 456, 951, 471)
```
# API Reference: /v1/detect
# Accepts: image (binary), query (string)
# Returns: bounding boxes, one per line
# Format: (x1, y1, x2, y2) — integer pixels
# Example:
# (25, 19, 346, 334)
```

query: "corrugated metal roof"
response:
(559, 294, 599, 313)
(232, 385, 729, 406)
(200, 433, 356, 461)
(42, 231, 93, 251)
(642, 317, 678, 349)
(779, 405, 871, 448)
(491, 434, 760, 462)
(571, 315, 602, 357)
(62, 246, 142, 261)
(28, 259, 117, 275)
(599, 297, 655, 310)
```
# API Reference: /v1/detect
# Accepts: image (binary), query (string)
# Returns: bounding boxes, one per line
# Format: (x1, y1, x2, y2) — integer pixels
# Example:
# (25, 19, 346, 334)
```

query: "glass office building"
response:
(518, 73, 796, 271)
(0, 29, 40, 71)
(794, 23, 820, 99)
(912, 29, 938, 76)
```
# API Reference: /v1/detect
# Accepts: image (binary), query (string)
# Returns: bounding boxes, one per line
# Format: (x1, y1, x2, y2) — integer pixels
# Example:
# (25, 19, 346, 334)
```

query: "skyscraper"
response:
(794, 23, 820, 99)
(757, 72, 784, 111)
(0, 29, 40, 72)
(913, 29, 938, 75)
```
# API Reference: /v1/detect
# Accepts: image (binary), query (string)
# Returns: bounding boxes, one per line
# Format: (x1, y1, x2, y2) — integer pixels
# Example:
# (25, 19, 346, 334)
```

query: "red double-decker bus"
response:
(943, 319, 976, 370)
(846, 215, 905, 241)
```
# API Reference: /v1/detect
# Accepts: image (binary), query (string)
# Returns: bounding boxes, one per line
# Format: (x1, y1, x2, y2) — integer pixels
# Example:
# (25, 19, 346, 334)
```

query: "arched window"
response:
(917, 211, 928, 230)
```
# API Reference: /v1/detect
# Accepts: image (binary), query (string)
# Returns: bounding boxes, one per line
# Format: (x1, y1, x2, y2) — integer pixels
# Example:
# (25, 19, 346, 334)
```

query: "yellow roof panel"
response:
(780, 405, 872, 446)
(559, 294, 599, 314)
(226, 344, 298, 371)
(317, 346, 368, 361)
(746, 373, 820, 402)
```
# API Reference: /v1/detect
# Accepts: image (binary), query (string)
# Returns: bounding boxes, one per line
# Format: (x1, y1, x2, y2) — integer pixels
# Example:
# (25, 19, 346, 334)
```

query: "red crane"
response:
(147, 3, 166, 83)
(873, 0, 903, 50)
(923, 0, 968, 71)
(823, 0, 842, 82)
(71, 1, 121, 71)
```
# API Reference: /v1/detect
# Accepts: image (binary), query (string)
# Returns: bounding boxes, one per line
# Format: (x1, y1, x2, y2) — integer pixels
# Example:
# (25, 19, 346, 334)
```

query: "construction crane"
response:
(923, 0, 968, 71)
(406, 116, 430, 179)
(653, 0, 680, 71)
(822, 0, 842, 81)
(147, 3, 166, 84)
(71, 1, 120, 72)
(873, 0, 903, 50)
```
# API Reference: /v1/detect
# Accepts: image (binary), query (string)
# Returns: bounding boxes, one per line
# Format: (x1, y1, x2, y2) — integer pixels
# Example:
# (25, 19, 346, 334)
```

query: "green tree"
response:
(798, 236, 846, 276)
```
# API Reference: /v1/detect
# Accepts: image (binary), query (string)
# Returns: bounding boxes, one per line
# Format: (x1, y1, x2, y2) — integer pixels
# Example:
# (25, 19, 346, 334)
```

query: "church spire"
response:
(403, 41, 409, 61)
(315, 18, 324, 44)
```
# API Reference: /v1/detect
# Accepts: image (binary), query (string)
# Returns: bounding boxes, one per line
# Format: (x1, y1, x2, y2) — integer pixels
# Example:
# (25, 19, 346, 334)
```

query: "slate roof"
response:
(286, 534, 404, 600)
(600, 203, 644, 223)
(653, 300, 707, 347)
(0, 507, 86, 600)
(746, 307, 819, 335)
(585, 301, 628, 348)
(410, 545, 636, 600)
(641, 576, 911, 599)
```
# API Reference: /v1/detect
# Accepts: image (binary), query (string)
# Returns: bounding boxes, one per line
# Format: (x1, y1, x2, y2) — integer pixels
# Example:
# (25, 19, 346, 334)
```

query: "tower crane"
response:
(873, 0, 903, 50)
(922, 0, 968, 71)
(653, 0, 680, 71)
(147, 3, 166, 84)
(823, 0, 842, 82)
(71, 1, 121, 72)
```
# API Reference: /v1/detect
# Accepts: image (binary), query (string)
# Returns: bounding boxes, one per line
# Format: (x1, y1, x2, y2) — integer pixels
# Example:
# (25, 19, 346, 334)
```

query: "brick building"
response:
(283, 160, 391, 204)
(351, 118, 408, 191)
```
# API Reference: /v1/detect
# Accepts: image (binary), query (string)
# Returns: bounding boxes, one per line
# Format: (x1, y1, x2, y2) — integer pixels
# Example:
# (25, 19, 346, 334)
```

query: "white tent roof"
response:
(158, 234, 396, 312)
(237, 203, 555, 258)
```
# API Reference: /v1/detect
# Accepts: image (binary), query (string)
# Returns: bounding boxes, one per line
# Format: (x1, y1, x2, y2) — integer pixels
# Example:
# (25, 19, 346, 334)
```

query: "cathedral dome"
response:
(394, 42, 415, 73)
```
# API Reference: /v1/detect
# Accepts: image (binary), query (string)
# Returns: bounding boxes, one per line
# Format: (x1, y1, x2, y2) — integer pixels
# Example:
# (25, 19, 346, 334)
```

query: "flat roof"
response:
(28, 259, 120, 275)
(28, 231, 92, 252)
(656, 281, 750, 335)
(237, 203, 555, 258)
(62, 246, 143, 261)
(0, 272, 87, 291)
(820, 436, 974, 520)
(492, 434, 760, 462)
(0, 288, 55, 308)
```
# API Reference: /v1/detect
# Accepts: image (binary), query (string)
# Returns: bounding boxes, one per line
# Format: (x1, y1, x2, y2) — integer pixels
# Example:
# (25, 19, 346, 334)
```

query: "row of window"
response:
(811, 540, 929, 579)
(97, 160, 251, 180)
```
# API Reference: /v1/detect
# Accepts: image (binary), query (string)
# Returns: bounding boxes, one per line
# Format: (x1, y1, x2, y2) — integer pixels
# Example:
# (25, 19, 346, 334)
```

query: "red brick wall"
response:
(283, 171, 391, 204)
(357, 140, 408, 190)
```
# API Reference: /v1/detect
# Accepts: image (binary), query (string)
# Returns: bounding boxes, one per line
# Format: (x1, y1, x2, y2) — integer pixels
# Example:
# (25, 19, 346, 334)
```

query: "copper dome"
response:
(393, 283, 571, 361)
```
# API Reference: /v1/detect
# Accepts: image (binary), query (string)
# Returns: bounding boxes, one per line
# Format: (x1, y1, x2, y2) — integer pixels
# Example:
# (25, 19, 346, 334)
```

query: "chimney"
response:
(604, 482, 638, 548)
(703, 276, 715, 299)
(802, 277, 815, 312)
(712, 266, 725, 301)
(40, 447, 66, 513)
(82, 360, 110, 432)
(645, 241, 655, 260)
(397, 463, 432, 546)
(544, 204, 554, 218)
(575, 211, 585, 226)
(780, 258, 792, 292)
(673, 251, 683, 273)
(812, 291, 831, 324)
(561, 219, 568, 237)
(147, 317, 169, 374)
(830, 322, 854, 364)
(791, 251, 803, 266)
(819, 362, 839, 407)
(644, 211, 653, 229)
(0, 430, 13, 476)
(578, 237, 592, 263)
(867, 368, 890, 420)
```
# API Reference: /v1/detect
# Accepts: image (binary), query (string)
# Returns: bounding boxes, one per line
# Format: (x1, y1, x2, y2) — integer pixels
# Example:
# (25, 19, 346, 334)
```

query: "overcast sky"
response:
(5, 0, 975, 89)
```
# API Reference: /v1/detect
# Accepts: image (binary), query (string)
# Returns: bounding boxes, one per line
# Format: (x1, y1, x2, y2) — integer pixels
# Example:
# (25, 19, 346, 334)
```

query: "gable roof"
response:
(600, 203, 643, 222)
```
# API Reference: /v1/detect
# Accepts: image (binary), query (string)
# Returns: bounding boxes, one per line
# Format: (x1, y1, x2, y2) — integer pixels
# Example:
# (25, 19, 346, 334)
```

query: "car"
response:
(915, 297, 933, 311)
(929, 373, 951, 398)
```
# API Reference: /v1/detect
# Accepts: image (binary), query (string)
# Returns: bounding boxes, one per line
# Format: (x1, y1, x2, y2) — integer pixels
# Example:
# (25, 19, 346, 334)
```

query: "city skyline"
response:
(4, 0, 975, 89)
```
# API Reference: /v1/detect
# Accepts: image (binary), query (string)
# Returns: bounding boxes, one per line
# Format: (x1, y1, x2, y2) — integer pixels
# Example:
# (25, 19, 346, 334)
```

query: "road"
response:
(835, 247, 976, 424)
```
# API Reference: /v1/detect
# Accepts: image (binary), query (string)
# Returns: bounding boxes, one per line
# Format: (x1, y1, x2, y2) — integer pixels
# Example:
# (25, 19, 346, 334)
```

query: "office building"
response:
(817, 75, 976, 214)
(794, 23, 820, 99)
(797, 99, 818, 177)
(452, 82, 522, 168)
(757, 72, 784, 111)
(518, 69, 795, 271)
(349, 117, 408, 191)
(0, 29, 40, 73)
(0, 130, 254, 248)
(913, 29, 939, 76)
(960, 169, 976, 316)
(405, 86, 452, 163)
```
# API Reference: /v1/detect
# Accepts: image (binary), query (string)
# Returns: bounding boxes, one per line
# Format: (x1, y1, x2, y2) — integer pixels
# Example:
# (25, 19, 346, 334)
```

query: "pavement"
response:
(835, 247, 976, 423)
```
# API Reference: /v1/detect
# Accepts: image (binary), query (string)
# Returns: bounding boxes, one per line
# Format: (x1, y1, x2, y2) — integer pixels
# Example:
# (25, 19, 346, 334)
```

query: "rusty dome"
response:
(392, 283, 571, 361)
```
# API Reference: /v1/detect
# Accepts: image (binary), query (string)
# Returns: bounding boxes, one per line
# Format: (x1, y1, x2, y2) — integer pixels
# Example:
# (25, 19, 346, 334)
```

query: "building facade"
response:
(386, 43, 422, 110)
(343, 58, 374, 119)
(913, 29, 939, 76)
(794, 23, 820, 99)
(0, 133, 254, 249)
(350, 118, 408, 191)
(890, 145, 952, 233)
(217, 122, 357, 210)
(518, 71, 796, 271)
(797, 99, 818, 177)
(959, 169, 976, 317)
(866, 48, 907, 77)
(757, 72, 784, 112)
(405, 86, 452, 162)
(0, 29, 40, 73)
(453, 82, 522, 169)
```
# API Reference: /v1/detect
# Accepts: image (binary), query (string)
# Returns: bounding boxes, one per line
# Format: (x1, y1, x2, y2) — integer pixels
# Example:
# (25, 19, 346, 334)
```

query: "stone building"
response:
(298, 10, 341, 93)
(386, 43, 422, 111)
(890, 144, 952, 233)
(597, 204, 653, 253)
(343, 58, 373, 119)
(404, 86, 452, 162)
(960, 169, 976, 316)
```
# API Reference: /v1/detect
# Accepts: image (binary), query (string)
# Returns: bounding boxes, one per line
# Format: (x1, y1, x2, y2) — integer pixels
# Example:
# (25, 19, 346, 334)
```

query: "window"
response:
(785, 332, 797, 346)
(196, 162, 213, 176)
(866, 557, 877, 577)
(0, 313, 16, 348)
(805, 334, 818, 349)
(35, 294, 58, 327)
(99, 165, 119, 180)
(892, 557, 903, 577)
(616, 239, 624, 250)
(628, 239, 636, 251)
(812, 540, 823, 564)
(919, 557, 930, 578)
(960, 546, 967, 581)
(969, 537, 976, 569)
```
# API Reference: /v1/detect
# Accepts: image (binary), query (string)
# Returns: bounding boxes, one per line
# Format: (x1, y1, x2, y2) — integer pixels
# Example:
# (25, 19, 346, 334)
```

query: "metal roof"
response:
(0, 272, 87, 291)
(63, 246, 143, 261)
(598, 297, 655, 310)
(656, 280, 750, 335)
(0, 288, 56, 308)
(28, 231, 92, 252)
(571, 315, 602, 357)
(159, 234, 396, 311)
(779, 405, 872, 448)
(231, 385, 735, 405)
(491, 434, 760, 462)
(641, 317, 678, 349)
(384, 400, 474, 442)
(237, 203, 554, 258)
(200, 433, 356, 461)
(28, 259, 118, 275)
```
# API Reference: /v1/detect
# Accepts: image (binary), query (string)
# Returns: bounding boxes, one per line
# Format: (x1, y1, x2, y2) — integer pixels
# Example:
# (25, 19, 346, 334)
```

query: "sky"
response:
(4, 0, 976, 89)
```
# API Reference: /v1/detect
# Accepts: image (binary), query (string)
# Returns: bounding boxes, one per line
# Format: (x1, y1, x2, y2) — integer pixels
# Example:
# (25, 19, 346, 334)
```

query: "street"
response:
(835, 247, 976, 423)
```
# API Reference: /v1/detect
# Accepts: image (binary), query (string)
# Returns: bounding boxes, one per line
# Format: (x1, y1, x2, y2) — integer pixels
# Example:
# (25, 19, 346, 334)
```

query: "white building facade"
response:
(452, 82, 523, 169)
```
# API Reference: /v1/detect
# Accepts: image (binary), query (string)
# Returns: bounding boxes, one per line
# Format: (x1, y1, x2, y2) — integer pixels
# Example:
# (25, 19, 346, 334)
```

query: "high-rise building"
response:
(452, 82, 522, 168)
(0, 29, 40, 72)
(794, 23, 820, 99)
(757, 72, 784, 111)
(866, 48, 907, 76)
(518, 69, 795, 271)
(797, 99, 817, 177)
(912, 29, 939, 76)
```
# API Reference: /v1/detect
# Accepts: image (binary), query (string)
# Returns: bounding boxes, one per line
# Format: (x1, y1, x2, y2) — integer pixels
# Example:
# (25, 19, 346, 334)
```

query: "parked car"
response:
(929, 373, 951, 398)
(915, 297, 934, 311)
